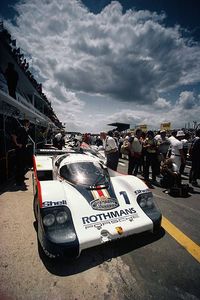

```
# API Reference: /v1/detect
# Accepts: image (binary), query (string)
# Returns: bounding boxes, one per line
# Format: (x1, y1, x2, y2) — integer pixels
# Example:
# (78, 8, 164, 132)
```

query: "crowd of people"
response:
(83, 128, 200, 190)
(9, 118, 200, 192)
(0, 25, 62, 128)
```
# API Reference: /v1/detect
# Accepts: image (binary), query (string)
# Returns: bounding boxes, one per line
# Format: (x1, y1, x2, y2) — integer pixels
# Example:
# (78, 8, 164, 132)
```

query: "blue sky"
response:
(1, 0, 200, 133)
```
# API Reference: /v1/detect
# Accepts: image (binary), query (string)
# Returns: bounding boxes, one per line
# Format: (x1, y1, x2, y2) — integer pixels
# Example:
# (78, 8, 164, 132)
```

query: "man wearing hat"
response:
(176, 130, 185, 138)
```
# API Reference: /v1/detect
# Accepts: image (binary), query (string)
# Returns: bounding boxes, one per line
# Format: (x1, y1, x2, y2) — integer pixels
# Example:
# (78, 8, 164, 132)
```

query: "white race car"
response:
(33, 149, 162, 259)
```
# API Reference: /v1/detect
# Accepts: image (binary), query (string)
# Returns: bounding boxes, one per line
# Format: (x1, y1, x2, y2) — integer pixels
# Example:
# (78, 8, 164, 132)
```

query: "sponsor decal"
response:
(37, 163, 42, 167)
(42, 200, 67, 207)
(84, 216, 136, 229)
(134, 189, 149, 195)
(91, 187, 110, 200)
(82, 207, 138, 229)
(116, 226, 123, 235)
(91, 197, 119, 210)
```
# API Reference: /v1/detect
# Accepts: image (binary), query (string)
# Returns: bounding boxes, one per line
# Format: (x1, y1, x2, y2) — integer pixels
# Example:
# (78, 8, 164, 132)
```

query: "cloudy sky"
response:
(1, 0, 200, 133)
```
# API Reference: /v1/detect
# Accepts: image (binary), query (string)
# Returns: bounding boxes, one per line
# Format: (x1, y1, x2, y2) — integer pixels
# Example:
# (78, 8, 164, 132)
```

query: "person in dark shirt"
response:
(160, 158, 181, 189)
(143, 130, 158, 183)
(5, 62, 19, 99)
(95, 135, 103, 147)
(189, 129, 200, 187)
(11, 119, 30, 186)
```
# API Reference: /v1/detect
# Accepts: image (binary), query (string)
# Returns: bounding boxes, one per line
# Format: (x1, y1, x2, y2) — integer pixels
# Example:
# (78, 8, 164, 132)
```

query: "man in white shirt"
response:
(168, 130, 185, 171)
(154, 130, 170, 159)
(100, 131, 119, 171)
(176, 130, 188, 174)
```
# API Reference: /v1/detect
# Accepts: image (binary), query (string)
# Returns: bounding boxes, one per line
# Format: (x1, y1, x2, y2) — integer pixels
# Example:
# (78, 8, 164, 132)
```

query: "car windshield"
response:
(59, 161, 109, 186)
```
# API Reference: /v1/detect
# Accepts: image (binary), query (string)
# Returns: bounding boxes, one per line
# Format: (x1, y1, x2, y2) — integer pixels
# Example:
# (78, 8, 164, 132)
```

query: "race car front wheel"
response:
(33, 195, 39, 220)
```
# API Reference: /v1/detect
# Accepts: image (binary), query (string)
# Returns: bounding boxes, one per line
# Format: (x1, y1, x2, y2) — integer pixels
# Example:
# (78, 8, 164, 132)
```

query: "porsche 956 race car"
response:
(33, 148, 162, 259)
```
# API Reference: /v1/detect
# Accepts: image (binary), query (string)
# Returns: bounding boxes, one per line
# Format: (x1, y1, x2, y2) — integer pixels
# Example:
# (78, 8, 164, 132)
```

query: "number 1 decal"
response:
(119, 191, 130, 204)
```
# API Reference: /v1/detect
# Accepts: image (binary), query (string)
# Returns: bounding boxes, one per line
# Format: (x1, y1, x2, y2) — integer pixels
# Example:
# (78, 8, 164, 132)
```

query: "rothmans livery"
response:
(33, 148, 162, 258)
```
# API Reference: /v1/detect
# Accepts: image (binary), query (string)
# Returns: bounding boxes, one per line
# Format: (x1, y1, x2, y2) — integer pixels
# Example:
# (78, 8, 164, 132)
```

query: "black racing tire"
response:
(33, 195, 38, 220)
(152, 224, 162, 235)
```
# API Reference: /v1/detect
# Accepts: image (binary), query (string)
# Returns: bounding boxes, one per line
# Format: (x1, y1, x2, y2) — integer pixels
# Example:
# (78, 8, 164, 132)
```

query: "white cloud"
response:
(177, 91, 198, 109)
(3, 0, 200, 132)
(154, 97, 171, 109)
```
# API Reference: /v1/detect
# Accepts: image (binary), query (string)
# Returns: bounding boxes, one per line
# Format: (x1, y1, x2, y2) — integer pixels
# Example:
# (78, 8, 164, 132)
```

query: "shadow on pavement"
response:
(189, 186, 200, 195)
(36, 227, 165, 276)
(0, 178, 29, 195)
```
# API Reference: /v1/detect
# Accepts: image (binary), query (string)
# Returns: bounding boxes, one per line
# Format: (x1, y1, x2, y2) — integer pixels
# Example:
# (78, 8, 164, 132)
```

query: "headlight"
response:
(65, 229, 76, 241)
(43, 214, 55, 226)
(139, 199, 146, 208)
(146, 197, 154, 208)
(41, 207, 78, 244)
(137, 192, 154, 210)
(56, 211, 68, 224)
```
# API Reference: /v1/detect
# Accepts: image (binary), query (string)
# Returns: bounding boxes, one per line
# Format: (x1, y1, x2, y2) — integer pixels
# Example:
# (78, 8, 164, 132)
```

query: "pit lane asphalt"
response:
(0, 160, 199, 300)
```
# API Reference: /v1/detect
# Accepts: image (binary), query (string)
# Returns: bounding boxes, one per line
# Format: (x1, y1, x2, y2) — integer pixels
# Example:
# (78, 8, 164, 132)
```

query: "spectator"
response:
(155, 130, 171, 160)
(121, 132, 131, 159)
(176, 131, 189, 174)
(53, 131, 65, 150)
(100, 131, 119, 171)
(189, 129, 200, 187)
(90, 135, 96, 145)
(168, 130, 185, 172)
(128, 129, 142, 176)
(154, 129, 171, 177)
(4, 62, 19, 99)
(73, 135, 82, 151)
(160, 158, 181, 192)
(118, 134, 124, 159)
(113, 131, 120, 148)
(82, 133, 90, 144)
(11, 119, 30, 187)
(95, 135, 103, 147)
(139, 131, 146, 175)
(143, 130, 158, 184)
